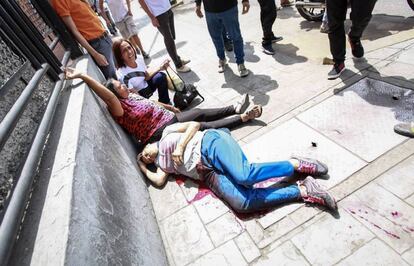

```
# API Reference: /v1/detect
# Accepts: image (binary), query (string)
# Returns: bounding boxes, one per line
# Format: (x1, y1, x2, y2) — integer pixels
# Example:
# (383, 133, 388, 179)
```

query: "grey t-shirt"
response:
(155, 126, 205, 179)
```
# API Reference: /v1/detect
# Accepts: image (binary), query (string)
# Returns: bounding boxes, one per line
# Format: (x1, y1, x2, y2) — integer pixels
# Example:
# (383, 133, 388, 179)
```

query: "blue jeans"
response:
(138, 72, 171, 104)
(88, 35, 117, 80)
(205, 6, 245, 64)
(199, 130, 301, 213)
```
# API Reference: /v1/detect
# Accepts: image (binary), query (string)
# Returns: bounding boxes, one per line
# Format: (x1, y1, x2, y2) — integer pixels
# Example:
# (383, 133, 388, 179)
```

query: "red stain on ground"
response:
(391, 211, 402, 218)
(175, 176, 217, 204)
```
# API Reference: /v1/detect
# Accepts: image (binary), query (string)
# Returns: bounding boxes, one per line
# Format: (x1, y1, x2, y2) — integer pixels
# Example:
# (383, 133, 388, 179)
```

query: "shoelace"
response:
(297, 160, 317, 174)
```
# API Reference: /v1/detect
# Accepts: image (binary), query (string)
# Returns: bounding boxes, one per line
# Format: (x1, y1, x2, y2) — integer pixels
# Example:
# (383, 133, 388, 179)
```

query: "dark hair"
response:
(112, 38, 137, 69)
(103, 78, 121, 98)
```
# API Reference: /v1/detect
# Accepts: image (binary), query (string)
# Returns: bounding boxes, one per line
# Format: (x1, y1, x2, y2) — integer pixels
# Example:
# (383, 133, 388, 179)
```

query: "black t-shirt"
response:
(196, 0, 247, 13)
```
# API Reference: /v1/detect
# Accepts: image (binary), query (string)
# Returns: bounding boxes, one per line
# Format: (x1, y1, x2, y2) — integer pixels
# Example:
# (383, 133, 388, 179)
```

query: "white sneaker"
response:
(181, 58, 191, 65)
(238, 63, 249, 77)
(218, 59, 227, 73)
(176, 65, 191, 73)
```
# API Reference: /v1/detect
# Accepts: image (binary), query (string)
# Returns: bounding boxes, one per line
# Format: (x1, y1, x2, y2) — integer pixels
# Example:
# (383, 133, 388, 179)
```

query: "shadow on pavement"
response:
(363, 14, 414, 41)
(272, 43, 308, 65)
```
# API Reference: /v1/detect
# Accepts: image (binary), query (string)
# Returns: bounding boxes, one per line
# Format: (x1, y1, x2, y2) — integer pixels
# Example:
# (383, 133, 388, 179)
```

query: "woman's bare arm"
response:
(137, 155, 168, 186)
(65, 67, 123, 117)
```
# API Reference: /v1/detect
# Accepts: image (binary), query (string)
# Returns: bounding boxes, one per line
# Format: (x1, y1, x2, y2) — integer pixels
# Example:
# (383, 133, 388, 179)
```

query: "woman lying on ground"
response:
(137, 122, 338, 213)
(113, 38, 171, 104)
(64, 67, 261, 144)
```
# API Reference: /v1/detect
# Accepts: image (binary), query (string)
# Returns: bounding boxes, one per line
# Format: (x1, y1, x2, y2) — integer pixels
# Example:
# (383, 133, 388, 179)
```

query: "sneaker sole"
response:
(271, 37, 283, 43)
(262, 48, 275, 55)
(327, 67, 346, 80)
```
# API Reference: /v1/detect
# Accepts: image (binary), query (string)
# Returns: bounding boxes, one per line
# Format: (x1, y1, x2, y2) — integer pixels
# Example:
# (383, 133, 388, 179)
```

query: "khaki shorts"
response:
(115, 15, 138, 39)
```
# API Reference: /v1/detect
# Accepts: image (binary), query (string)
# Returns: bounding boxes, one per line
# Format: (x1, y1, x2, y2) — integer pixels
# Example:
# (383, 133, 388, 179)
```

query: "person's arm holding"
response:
(144, 59, 170, 80)
(195, 0, 203, 18)
(65, 67, 124, 116)
(156, 102, 181, 113)
(164, 122, 201, 165)
(98, 0, 111, 27)
(126, 0, 133, 16)
(138, 0, 160, 27)
(137, 155, 169, 186)
(241, 0, 250, 14)
(61, 16, 109, 66)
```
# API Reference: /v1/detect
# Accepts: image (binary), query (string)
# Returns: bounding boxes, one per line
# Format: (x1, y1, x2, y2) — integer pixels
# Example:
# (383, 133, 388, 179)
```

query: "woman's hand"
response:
(172, 145, 184, 165)
(64, 67, 83, 80)
(136, 153, 147, 170)
(159, 59, 170, 71)
(171, 106, 181, 113)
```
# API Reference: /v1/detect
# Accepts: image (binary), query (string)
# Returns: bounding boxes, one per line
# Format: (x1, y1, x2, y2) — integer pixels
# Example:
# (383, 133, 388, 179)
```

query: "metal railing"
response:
(0, 0, 82, 264)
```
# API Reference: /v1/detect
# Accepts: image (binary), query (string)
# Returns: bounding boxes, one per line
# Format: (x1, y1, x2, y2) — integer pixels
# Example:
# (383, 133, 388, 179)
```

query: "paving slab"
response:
(402, 246, 414, 265)
(161, 205, 214, 266)
(375, 155, 414, 199)
(297, 78, 413, 162)
(234, 232, 261, 263)
(337, 238, 409, 266)
(343, 182, 414, 254)
(406, 194, 414, 208)
(291, 211, 375, 265)
(206, 212, 244, 247)
(253, 241, 309, 266)
(188, 240, 247, 266)
(192, 195, 230, 224)
(148, 178, 188, 221)
(242, 118, 366, 227)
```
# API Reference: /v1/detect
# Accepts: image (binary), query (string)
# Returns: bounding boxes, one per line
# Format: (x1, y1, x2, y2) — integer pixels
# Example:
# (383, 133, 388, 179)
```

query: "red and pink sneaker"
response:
(299, 176, 337, 212)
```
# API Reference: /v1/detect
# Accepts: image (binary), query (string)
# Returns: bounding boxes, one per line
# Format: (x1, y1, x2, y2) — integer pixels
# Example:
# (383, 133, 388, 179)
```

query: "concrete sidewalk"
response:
(129, 1, 414, 265)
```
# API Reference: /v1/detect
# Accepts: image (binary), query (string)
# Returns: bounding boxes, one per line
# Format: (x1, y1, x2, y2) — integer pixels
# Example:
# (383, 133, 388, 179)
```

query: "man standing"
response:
(257, 0, 283, 55)
(326, 0, 377, 80)
(99, 0, 149, 59)
(138, 0, 191, 73)
(195, 0, 250, 77)
(52, 0, 117, 79)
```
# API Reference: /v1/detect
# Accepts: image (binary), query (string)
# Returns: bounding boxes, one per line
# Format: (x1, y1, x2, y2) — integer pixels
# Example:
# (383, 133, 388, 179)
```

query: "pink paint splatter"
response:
(175, 175, 217, 204)
(391, 211, 402, 218)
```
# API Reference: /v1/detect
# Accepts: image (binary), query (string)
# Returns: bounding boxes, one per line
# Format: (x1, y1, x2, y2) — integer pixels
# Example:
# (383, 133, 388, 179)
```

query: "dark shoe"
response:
(271, 36, 283, 43)
(142, 51, 150, 59)
(292, 157, 328, 176)
(262, 43, 275, 55)
(224, 41, 233, 52)
(394, 122, 414, 138)
(349, 36, 364, 58)
(238, 63, 249, 77)
(299, 176, 337, 212)
(327, 62, 345, 80)
(234, 94, 250, 114)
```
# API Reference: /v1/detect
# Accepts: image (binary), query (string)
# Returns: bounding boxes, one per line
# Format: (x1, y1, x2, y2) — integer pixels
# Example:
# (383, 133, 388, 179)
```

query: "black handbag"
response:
(166, 67, 204, 110)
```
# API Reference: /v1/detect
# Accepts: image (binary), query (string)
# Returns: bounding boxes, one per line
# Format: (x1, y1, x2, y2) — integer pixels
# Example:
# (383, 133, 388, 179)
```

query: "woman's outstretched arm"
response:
(65, 67, 123, 117)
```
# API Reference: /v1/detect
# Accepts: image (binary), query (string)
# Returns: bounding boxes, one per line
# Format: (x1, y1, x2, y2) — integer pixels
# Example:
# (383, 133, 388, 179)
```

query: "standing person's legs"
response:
(146, 72, 171, 104)
(89, 36, 117, 80)
(348, 0, 377, 41)
(257, 0, 277, 46)
(220, 6, 245, 65)
(205, 11, 226, 61)
(201, 130, 295, 186)
(326, 0, 348, 64)
(156, 10, 182, 68)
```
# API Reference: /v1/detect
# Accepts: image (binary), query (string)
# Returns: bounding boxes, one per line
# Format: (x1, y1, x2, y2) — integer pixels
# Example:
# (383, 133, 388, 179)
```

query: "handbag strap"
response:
(123, 71, 146, 87)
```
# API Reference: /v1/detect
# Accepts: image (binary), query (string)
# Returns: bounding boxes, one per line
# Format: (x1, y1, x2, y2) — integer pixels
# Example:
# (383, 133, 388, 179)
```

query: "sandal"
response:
(245, 105, 263, 119)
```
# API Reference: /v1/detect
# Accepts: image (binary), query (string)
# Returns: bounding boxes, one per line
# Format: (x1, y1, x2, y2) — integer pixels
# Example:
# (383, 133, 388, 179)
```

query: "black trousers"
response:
(157, 9, 182, 68)
(327, 0, 377, 63)
(148, 105, 241, 143)
(257, 0, 277, 45)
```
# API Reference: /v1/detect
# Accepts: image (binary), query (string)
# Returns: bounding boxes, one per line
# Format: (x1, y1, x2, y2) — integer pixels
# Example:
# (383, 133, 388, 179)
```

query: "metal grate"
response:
(0, 36, 25, 88)
(17, 0, 53, 38)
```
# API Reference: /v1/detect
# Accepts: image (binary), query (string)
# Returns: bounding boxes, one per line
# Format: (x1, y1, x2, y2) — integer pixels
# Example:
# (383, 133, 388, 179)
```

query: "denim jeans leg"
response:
(201, 130, 295, 186)
(90, 36, 117, 80)
(201, 158, 301, 213)
(147, 72, 171, 104)
(205, 11, 225, 60)
(220, 6, 245, 64)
